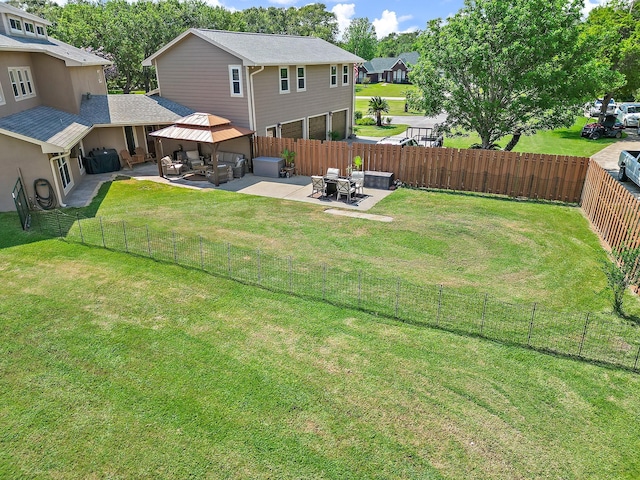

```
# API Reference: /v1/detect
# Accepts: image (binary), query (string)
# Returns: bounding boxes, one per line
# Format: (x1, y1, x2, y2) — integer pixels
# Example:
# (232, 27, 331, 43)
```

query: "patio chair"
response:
(120, 149, 145, 169)
(134, 146, 152, 162)
(336, 178, 356, 203)
(311, 175, 326, 198)
(160, 155, 184, 176)
(326, 167, 340, 179)
(351, 170, 364, 196)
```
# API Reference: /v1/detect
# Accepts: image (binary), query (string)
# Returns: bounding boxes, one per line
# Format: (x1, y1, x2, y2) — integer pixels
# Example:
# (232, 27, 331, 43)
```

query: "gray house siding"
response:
(0, 51, 40, 116)
(252, 64, 354, 138)
(32, 54, 77, 114)
(154, 35, 250, 128)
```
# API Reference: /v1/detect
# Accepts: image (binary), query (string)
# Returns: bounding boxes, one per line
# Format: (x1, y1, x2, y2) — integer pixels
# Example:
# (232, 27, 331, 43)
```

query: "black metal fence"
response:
(32, 209, 640, 372)
(12, 178, 30, 230)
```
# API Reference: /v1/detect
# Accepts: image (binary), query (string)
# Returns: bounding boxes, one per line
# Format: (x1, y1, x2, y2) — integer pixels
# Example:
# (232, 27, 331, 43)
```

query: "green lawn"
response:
(2, 198, 640, 478)
(355, 82, 417, 97)
(444, 117, 622, 157)
(353, 123, 409, 137)
(355, 98, 423, 117)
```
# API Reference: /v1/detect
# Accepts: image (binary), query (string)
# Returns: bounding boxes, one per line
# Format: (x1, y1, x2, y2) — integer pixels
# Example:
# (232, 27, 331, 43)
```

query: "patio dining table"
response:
(323, 175, 356, 199)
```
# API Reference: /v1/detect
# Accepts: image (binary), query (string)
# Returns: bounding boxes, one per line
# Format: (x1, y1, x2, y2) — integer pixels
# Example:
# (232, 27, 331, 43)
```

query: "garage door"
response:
(331, 110, 347, 140)
(280, 120, 304, 139)
(308, 115, 327, 140)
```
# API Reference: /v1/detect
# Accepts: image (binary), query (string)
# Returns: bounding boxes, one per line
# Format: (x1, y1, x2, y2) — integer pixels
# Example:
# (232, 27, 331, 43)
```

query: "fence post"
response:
(395, 278, 401, 319)
(322, 264, 327, 301)
(199, 236, 204, 270)
(146, 225, 152, 257)
(77, 213, 84, 244)
(173, 232, 177, 263)
(358, 270, 362, 309)
(634, 342, 640, 372)
(480, 293, 488, 335)
(257, 249, 262, 284)
(99, 217, 106, 248)
(56, 210, 63, 237)
(122, 221, 128, 253)
(578, 313, 590, 357)
(436, 284, 443, 325)
(527, 303, 537, 346)
(288, 256, 293, 293)
(227, 243, 231, 276)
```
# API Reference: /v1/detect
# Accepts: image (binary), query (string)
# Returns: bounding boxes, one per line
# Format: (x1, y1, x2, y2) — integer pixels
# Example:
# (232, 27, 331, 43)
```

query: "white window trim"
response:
(9, 17, 23, 35)
(279, 66, 290, 94)
(0, 82, 6, 106)
(36, 25, 46, 37)
(57, 156, 73, 193)
(342, 64, 350, 86)
(330, 65, 337, 88)
(9, 67, 36, 101)
(228, 64, 243, 97)
(296, 66, 306, 92)
(24, 22, 35, 36)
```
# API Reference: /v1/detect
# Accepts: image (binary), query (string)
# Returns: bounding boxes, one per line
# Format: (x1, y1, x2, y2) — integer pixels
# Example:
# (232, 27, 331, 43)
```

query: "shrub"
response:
(602, 242, 640, 315)
(356, 117, 376, 126)
(354, 110, 363, 121)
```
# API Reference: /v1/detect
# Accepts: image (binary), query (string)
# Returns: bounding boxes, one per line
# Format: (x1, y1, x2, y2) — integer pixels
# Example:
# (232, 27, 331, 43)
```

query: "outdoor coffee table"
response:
(193, 165, 212, 175)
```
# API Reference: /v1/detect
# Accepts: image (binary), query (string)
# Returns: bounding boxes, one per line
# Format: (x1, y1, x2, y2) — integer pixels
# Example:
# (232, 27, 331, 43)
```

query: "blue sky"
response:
(220, 0, 607, 39)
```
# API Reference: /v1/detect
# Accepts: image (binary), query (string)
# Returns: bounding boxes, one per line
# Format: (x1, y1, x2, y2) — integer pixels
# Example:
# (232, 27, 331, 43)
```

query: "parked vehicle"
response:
(377, 136, 420, 147)
(584, 98, 617, 117)
(617, 150, 640, 184)
(615, 103, 640, 127)
(581, 114, 625, 140)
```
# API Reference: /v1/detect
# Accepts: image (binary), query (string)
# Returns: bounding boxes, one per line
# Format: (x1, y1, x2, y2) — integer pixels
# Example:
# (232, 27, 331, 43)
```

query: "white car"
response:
(376, 137, 419, 147)
(585, 98, 617, 117)
(615, 103, 640, 127)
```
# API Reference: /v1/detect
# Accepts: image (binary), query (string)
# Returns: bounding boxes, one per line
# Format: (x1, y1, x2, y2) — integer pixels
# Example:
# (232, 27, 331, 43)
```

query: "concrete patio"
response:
(64, 161, 396, 212)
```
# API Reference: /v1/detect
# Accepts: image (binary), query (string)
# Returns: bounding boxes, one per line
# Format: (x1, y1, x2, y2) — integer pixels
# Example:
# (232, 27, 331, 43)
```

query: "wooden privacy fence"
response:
(253, 137, 590, 203)
(581, 161, 640, 251)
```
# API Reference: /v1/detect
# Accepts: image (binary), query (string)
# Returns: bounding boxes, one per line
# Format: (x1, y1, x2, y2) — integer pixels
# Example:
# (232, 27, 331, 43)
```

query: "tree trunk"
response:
(504, 132, 522, 151)
(598, 92, 614, 124)
(376, 111, 382, 126)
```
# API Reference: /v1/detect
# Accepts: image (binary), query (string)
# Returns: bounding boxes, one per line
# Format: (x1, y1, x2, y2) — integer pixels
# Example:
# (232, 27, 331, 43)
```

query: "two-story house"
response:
(0, 3, 194, 212)
(357, 52, 420, 84)
(143, 29, 363, 142)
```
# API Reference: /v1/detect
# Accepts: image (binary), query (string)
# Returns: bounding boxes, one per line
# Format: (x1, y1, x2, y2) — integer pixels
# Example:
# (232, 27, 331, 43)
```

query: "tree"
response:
(582, 0, 640, 120)
(341, 17, 377, 60)
(406, 0, 606, 150)
(602, 242, 640, 315)
(368, 96, 389, 127)
(376, 32, 420, 58)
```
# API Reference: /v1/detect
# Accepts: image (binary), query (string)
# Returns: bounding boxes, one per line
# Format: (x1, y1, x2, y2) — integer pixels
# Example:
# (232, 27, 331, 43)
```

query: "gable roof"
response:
(143, 29, 363, 67)
(0, 33, 110, 66)
(0, 105, 91, 153)
(150, 112, 254, 145)
(0, 2, 51, 25)
(80, 94, 194, 126)
(0, 94, 194, 153)
(362, 52, 420, 74)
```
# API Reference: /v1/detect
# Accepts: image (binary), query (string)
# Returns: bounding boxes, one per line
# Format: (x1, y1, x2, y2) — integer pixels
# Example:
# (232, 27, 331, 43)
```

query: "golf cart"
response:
(581, 114, 625, 140)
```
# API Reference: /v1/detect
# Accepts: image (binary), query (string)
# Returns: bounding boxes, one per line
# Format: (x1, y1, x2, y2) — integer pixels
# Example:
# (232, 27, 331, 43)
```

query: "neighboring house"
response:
(0, 3, 194, 212)
(143, 29, 363, 141)
(357, 52, 420, 84)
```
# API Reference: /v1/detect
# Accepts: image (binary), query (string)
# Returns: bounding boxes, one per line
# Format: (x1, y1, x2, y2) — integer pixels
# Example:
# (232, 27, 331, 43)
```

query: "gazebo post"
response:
(155, 138, 163, 177)
(211, 144, 219, 186)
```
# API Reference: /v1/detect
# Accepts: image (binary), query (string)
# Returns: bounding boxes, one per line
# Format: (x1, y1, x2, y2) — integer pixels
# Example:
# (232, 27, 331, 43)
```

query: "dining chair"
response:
(336, 178, 356, 203)
(351, 170, 364, 196)
(326, 167, 340, 179)
(311, 175, 326, 198)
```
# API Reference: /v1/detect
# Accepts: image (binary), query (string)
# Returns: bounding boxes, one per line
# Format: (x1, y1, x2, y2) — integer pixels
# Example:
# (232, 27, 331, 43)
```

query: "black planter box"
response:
(364, 170, 394, 189)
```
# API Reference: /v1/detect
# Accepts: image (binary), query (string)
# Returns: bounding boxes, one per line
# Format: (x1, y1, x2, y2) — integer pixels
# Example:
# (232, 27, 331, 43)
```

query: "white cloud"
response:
(331, 3, 356, 39)
(582, 0, 605, 16)
(372, 10, 408, 39)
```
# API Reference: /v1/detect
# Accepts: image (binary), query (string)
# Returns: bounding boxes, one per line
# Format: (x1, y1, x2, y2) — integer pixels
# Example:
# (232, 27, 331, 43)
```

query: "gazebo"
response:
(150, 112, 254, 185)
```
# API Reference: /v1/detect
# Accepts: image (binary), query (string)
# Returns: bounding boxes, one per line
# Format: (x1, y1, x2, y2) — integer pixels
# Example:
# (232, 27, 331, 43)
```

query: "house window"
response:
(0, 83, 6, 106)
(296, 66, 306, 92)
(9, 67, 35, 100)
(24, 23, 35, 36)
(36, 25, 46, 37)
(228, 65, 243, 97)
(342, 65, 350, 86)
(97, 69, 102, 84)
(330, 65, 337, 87)
(279, 66, 289, 94)
(56, 157, 72, 192)
(9, 18, 22, 34)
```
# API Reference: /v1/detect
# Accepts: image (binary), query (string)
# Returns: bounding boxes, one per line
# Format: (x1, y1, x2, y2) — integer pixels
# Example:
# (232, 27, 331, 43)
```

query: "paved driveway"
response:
(590, 132, 640, 198)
